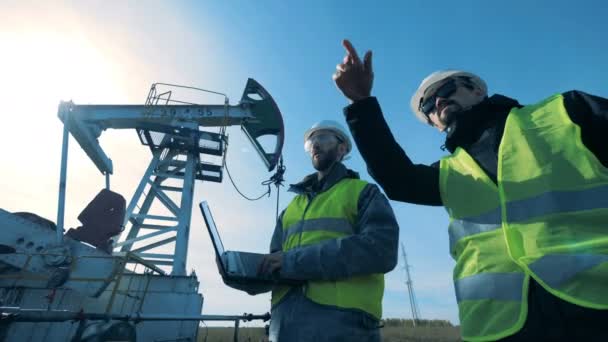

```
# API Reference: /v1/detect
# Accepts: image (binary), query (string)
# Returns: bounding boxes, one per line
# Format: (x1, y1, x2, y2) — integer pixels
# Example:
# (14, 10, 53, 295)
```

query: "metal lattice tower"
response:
(114, 141, 215, 276)
(55, 79, 285, 277)
(113, 84, 231, 276)
(111, 81, 284, 276)
(0, 78, 285, 341)
(402, 242, 421, 326)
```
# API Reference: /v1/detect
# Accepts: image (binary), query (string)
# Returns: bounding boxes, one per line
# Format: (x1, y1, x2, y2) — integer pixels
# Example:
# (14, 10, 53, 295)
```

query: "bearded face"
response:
(421, 78, 487, 132)
(311, 142, 341, 171)
(305, 131, 345, 172)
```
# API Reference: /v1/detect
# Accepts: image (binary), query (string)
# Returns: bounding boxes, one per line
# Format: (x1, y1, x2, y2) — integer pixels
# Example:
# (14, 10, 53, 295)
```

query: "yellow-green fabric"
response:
(499, 94, 608, 308)
(440, 94, 608, 341)
(440, 148, 527, 341)
(271, 178, 385, 319)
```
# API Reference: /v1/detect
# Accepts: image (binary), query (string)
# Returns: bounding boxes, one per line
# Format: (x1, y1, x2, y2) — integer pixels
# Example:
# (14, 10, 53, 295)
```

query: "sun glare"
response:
(1, 30, 125, 110)
(0, 28, 130, 215)
(0, 29, 128, 153)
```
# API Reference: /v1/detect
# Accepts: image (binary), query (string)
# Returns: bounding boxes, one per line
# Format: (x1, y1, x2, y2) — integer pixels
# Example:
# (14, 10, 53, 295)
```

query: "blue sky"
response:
(1, 0, 607, 326)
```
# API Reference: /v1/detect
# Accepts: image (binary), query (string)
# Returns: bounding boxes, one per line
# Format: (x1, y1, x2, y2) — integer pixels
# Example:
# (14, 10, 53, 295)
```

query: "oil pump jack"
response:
(0, 79, 284, 341)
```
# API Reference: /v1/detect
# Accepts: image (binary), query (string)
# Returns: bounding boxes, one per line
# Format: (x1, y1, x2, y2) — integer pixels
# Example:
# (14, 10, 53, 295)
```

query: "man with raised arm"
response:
(332, 39, 608, 341)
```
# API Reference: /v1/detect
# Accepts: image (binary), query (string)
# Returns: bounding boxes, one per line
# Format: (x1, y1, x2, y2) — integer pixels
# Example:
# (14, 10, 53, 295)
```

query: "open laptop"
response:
(199, 201, 300, 285)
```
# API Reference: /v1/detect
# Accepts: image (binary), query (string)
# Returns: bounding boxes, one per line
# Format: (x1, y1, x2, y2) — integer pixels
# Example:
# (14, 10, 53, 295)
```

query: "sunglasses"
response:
(304, 133, 342, 154)
(419, 79, 459, 116)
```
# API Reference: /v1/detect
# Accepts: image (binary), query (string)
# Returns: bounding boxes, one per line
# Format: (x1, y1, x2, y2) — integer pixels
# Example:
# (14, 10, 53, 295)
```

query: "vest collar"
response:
(444, 94, 522, 153)
(288, 162, 360, 195)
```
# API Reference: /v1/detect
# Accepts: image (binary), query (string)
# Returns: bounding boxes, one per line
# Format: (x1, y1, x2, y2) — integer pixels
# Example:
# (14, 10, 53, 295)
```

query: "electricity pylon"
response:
(402, 242, 421, 326)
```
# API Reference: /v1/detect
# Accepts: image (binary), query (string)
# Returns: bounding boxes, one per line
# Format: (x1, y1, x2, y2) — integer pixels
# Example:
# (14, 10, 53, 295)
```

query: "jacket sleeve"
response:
(280, 184, 399, 281)
(343, 96, 443, 206)
(563, 91, 608, 168)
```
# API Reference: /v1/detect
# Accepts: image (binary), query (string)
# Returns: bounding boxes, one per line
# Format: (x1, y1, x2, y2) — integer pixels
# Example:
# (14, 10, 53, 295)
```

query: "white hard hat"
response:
(303, 120, 352, 154)
(410, 70, 487, 124)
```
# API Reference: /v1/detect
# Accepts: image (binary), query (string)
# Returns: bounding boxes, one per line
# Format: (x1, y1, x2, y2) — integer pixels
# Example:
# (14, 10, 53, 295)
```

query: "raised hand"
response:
(332, 39, 374, 103)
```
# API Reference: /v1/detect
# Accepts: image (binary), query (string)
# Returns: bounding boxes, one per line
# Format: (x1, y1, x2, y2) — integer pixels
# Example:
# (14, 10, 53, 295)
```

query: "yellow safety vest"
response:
(440, 94, 608, 341)
(271, 178, 385, 320)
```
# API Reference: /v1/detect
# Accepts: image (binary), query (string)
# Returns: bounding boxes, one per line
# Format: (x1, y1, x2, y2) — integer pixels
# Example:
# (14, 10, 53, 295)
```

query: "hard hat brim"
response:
(410, 71, 487, 124)
(303, 124, 352, 154)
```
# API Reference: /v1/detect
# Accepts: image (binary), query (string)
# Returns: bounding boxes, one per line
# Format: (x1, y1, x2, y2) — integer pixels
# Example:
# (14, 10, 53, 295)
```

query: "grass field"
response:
(198, 324, 461, 342)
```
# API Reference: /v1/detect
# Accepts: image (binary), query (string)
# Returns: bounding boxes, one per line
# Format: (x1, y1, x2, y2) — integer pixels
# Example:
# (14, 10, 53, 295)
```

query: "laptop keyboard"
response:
(237, 252, 267, 278)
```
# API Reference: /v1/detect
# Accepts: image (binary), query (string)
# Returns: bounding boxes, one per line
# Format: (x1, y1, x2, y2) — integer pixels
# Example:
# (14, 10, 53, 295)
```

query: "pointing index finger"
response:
(364, 50, 373, 73)
(342, 39, 361, 65)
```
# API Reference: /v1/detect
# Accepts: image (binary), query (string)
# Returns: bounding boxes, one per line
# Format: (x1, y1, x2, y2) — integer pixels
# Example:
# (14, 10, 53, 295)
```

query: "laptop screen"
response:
(199, 201, 225, 256)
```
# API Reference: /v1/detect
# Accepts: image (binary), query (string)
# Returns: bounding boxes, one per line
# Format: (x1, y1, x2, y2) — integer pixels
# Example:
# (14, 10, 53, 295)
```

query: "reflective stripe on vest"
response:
(499, 94, 608, 310)
(282, 217, 353, 247)
(443, 94, 608, 341)
(441, 147, 527, 341)
(450, 185, 608, 253)
(529, 254, 608, 288)
(449, 208, 501, 253)
(271, 178, 385, 319)
(506, 185, 608, 222)
(455, 272, 525, 302)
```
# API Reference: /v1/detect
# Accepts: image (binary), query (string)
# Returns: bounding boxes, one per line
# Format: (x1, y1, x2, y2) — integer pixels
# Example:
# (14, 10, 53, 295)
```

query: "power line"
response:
(224, 156, 286, 220)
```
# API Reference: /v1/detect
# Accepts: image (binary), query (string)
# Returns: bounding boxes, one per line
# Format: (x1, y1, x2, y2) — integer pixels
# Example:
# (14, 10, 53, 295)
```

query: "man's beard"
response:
(439, 101, 463, 131)
(312, 147, 340, 171)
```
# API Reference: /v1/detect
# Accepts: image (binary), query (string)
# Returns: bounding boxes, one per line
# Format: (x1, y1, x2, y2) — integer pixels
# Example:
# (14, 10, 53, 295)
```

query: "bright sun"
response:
(0, 29, 129, 151)
(0, 30, 123, 110)
(0, 27, 134, 219)
(0, 29, 129, 205)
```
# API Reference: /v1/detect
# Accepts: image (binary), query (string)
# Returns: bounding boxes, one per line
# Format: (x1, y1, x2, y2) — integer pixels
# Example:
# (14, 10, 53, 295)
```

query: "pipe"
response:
(56, 121, 70, 243)
(0, 307, 270, 323)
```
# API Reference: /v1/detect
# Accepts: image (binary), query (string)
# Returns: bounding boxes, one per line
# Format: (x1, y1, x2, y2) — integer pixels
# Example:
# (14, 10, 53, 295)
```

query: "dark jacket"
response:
(343, 91, 608, 206)
(268, 162, 399, 342)
(276, 162, 399, 281)
(343, 90, 608, 341)
(230, 162, 399, 342)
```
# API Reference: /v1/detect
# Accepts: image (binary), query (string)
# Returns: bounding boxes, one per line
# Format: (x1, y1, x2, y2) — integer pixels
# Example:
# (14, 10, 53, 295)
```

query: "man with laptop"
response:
(214, 120, 399, 342)
(201, 200, 302, 286)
